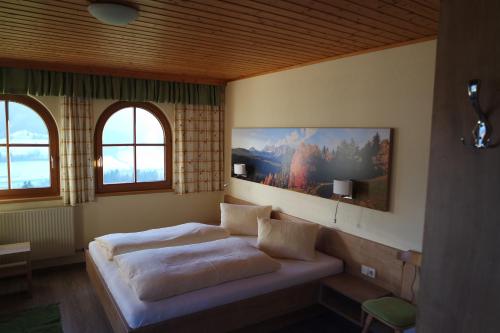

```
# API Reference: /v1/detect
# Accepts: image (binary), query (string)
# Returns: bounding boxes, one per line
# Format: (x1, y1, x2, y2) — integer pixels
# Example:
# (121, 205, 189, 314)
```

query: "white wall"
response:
(225, 41, 437, 251)
(0, 96, 223, 248)
(0, 40, 436, 252)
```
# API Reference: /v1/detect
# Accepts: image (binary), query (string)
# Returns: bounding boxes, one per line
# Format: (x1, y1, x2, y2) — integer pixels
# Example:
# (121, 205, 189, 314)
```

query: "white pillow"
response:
(257, 217, 319, 261)
(220, 203, 272, 236)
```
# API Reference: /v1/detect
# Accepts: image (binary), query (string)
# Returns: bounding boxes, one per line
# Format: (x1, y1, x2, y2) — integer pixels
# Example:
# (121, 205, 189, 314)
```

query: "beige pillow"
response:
(220, 203, 272, 236)
(257, 217, 319, 261)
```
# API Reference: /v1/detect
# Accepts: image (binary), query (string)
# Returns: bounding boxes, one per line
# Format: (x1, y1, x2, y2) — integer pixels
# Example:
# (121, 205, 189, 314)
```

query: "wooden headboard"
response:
(224, 195, 419, 298)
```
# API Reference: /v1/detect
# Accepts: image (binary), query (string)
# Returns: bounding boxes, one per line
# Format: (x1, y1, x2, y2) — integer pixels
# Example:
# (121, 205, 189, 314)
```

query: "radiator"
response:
(0, 207, 75, 260)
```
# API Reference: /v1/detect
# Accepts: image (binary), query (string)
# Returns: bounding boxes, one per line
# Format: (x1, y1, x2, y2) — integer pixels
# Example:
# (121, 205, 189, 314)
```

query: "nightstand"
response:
(319, 273, 391, 326)
(0, 242, 32, 295)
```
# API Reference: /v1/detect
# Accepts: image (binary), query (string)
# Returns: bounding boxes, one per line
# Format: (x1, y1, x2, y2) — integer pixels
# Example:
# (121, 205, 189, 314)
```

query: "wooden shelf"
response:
(0, 242, 32, 295)
(0, 242, 31, 256)
(319, 273, 391, 326)
(0, 261, 29, 279)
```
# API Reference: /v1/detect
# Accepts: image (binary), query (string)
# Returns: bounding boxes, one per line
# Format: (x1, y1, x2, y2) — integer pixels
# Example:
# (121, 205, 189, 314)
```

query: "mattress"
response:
(89, 236, 343, 329)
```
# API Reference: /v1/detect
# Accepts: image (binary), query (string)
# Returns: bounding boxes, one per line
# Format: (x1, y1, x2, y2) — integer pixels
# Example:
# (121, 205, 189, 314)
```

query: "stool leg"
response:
(362, 314, 373, 333)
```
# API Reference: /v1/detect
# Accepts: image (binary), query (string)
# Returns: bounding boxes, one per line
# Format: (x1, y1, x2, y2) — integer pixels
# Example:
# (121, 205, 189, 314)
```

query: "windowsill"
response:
(96, 188, 174, 197)
(0, 196, 62, 204)
(0, 189, 176, 203)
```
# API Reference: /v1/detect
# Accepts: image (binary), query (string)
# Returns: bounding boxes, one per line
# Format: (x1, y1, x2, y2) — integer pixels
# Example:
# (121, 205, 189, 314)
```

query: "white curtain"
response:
(174, 103, 224, 194)
(60, 96, 95, 205)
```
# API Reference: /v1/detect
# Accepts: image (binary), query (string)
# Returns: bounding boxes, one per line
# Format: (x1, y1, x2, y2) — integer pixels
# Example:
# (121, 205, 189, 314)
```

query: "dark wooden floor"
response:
(0, 264, 113, 333)
(0, 264, 392, 333)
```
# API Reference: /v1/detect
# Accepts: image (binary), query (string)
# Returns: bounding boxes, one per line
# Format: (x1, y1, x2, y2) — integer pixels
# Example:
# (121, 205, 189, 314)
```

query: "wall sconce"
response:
(233, 163, 247, 178)
(333, 179, 353, 224)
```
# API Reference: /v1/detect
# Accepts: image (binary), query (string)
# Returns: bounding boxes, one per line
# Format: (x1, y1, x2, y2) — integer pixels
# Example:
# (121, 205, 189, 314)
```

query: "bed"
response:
(86, 235, 343, 333)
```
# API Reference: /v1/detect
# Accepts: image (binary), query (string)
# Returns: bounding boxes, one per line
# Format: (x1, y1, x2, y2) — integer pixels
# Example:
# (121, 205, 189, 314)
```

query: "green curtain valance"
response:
(0, 67, 223, 106)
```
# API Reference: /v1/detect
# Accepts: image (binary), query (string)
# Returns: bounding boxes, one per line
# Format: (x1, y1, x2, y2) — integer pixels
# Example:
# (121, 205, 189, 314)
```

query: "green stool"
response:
(361, 250, 421, 333)
(362, 297, 416, 333)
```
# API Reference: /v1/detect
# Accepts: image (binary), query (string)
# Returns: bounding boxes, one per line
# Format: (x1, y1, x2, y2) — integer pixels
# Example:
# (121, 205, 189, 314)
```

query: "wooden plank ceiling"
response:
(0, 0, 440, 84)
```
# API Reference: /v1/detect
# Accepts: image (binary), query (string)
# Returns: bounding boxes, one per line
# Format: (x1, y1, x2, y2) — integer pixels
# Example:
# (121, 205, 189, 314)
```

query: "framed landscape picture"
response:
(231, 127, 393, 211)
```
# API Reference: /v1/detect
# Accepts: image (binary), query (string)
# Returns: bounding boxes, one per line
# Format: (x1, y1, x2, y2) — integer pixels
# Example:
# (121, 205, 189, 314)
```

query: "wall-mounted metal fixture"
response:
(461, 79, 495, 149)
(333, 179, 353, 224)
(233, 163, 247, 178)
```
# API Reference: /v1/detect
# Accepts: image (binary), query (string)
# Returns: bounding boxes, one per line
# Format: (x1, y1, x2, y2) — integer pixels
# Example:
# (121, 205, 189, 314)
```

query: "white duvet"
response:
(114, 238, 281, 302)
(95, 222, 229, 260)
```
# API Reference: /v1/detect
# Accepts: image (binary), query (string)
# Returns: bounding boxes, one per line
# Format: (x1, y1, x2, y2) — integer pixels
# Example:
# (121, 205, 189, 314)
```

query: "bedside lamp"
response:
(233, 164, 247, 177)
(333, 179, 353, 224)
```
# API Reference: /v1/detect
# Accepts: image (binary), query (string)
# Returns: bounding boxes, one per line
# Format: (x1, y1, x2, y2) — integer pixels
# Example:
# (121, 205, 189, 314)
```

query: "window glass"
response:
(0, 96, 59, 199)
(0, 147, 7, 189)
(103, 146, 135, 184)
(136, 108, 164, 144)
(102, 107, 133, 144)
(9, 147, 51, 189)
(136, 146, 165, 182)
(8, 102, 49, 144)
(0, 101, 6, 144)
(96, 102, 171, 193)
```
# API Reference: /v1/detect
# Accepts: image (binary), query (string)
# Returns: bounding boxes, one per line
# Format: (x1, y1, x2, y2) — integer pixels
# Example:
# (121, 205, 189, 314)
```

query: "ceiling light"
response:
(88, 2, 138, 26)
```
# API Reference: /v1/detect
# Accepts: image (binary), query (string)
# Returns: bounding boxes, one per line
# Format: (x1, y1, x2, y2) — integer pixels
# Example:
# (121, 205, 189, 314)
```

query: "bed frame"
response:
(86, 249, 323, 333)
(86, 194, 414, 332)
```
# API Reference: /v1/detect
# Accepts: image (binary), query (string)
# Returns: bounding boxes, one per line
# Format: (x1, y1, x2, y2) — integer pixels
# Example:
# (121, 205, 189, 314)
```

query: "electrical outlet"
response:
(361, 265, 376, 279)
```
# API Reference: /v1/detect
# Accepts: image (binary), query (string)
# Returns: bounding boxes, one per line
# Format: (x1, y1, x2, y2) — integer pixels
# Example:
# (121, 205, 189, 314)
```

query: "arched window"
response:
(0, 95, 59, 199)
(95, 102, 172, 193)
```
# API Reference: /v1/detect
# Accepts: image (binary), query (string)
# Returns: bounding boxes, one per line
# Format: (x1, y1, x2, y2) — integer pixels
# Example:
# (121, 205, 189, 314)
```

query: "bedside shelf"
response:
(319, 273, 391, 326)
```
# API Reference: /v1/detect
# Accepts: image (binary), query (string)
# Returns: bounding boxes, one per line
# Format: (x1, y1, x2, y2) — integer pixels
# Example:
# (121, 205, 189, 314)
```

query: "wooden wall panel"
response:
(316, 226, 402, 295)
(0, 0, 439, 82)
(224, 195, 413, 296)
(419, 1, 500, 332)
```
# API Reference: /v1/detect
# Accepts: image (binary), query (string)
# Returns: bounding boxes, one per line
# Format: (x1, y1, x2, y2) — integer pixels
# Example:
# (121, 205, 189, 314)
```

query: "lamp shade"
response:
(234, 164, 247, 176)
(88, 2, 138, 26)
(333, 179, 352, 198)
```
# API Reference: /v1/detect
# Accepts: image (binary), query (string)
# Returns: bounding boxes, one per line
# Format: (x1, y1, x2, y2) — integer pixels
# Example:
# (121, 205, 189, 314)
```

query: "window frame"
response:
(0, 94, 60, 200)
(94, 101, 172, 194)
